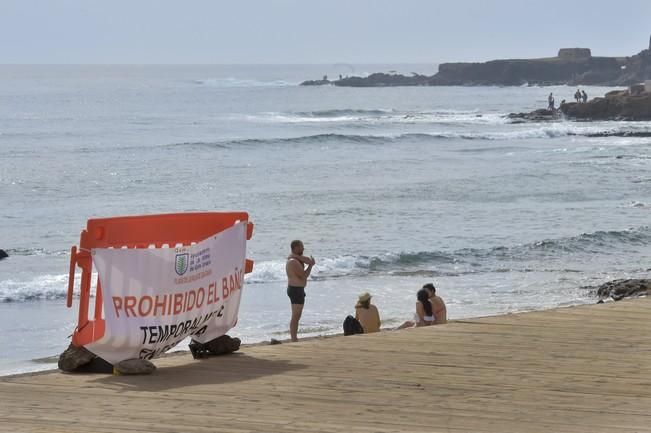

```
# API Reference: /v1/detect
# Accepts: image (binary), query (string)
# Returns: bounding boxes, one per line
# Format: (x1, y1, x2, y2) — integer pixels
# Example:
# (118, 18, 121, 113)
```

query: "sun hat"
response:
(358, 292, 372, 302)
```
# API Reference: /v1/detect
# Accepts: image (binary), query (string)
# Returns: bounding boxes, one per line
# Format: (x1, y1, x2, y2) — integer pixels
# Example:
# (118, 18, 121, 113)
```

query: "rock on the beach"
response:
(58, 343, 96, 372)
(596, 279, 651, 301)
(114, 359, 156, 375)
(189, 334, 241, 359)
(0, 249, 8, 260)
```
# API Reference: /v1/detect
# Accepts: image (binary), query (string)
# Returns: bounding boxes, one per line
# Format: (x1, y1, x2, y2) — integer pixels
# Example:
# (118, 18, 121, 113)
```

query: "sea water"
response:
(1, 64, 650, 375)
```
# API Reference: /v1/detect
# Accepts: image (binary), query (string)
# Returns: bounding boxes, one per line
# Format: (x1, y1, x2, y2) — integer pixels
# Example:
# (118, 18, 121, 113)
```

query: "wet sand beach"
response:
(1, 298, 650, 433)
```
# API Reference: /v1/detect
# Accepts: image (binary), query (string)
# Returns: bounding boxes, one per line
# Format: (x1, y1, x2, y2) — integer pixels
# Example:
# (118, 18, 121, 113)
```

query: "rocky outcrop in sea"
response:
(595, 279, 651, 301)
(507, 109, 561, 123)
(507, 88, 651, 122)
(302, 36, 651, 87)
(561, 89, 651, 121)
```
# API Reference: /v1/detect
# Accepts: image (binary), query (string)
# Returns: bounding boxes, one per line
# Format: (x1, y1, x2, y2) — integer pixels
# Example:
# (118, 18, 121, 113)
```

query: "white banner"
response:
(87, 221, 247, 364)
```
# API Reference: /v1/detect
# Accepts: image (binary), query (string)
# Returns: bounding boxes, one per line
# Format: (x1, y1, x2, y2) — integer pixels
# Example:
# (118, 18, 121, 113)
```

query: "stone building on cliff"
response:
(558, 48, 592, 60)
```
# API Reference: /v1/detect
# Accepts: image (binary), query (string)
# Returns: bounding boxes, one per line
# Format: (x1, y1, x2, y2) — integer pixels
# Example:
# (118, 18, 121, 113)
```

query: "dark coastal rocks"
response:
(596, 279, 651, 301)
(509, 88, 651, 122)
(302, 56, 626, 87)
(0, 249, 8, 260)
(561, 91, 651, 121)
(114, 359, 156, 375)
(301, 79, 332, 86)
(335, 73, 430, 87)
(58, 343, 96, 372)
(301, 36, 651, 87)
(301, 73, 431, 87)
(432, 46, 648, 86)
(430, 57, 623, 86)
(188, 334, 241, 359)
(507, 109, 561, 122)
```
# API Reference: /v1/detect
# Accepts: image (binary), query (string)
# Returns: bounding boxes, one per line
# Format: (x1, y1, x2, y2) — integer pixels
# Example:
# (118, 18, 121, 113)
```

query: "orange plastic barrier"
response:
(66, 212, 254, 347)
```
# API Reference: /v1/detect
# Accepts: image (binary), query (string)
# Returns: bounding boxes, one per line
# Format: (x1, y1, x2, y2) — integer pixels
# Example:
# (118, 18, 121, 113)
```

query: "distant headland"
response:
(302, 35, 651, 87)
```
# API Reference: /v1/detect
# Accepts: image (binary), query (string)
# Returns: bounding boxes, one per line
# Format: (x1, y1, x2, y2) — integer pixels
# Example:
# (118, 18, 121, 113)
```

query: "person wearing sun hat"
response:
(354, 291, 381, 333)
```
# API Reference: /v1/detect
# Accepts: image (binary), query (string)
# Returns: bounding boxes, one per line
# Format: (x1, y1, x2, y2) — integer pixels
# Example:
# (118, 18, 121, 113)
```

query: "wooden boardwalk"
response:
(2, 298, 651, 433)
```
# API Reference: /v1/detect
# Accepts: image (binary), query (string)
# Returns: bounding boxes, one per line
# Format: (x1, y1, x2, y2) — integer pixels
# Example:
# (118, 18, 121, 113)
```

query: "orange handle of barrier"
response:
(67, 246, 77, 308)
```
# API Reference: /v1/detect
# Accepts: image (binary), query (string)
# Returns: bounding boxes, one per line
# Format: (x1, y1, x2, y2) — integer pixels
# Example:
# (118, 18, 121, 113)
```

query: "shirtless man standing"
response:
(286, 240, 315, 342)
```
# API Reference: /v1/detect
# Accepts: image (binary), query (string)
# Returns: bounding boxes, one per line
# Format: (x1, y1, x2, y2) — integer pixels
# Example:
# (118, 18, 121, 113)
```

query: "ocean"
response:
(1, 64, 650, 375)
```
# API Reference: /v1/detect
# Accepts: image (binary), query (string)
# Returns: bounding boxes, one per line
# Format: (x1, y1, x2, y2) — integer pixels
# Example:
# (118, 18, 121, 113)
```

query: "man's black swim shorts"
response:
(287, 285, 306, 305)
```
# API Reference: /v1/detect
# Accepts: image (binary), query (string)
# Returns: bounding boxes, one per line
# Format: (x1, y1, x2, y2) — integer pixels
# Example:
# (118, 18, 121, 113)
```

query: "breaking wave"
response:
(246, 226, 651, 283)
(165, 123, 651, 150)
(294, 108, 395, 117)
(4, 248, 68, 257)
(254, 108, 507, 126)
(5, 227, 649, 302)
(168, 133, 392, 149)
(0, 274, 71, 303)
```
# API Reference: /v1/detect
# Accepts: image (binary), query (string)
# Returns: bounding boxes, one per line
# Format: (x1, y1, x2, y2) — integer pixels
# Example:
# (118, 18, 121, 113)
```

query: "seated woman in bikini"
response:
(397, 288, 435, 329)
(422, 283, 447, 324)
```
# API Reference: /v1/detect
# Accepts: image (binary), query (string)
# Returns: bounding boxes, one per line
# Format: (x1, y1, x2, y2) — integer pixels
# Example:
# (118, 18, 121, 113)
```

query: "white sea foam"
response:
(249, 109, 509, 127)
(6, 225, 650, 301)
(246, 255, 370, 283)
(193, 78, 295, 88)
(241, 111, 651, 141)
(0, 273, 89, 302)
(0, 274, 69, 302)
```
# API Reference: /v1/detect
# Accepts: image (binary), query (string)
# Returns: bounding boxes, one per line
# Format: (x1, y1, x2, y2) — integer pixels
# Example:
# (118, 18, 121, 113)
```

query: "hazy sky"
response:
(1, 0, 650, 64)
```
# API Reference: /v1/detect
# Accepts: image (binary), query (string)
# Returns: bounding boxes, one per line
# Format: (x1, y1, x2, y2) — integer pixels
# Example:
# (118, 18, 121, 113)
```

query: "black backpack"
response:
(343, 315, 364, 336)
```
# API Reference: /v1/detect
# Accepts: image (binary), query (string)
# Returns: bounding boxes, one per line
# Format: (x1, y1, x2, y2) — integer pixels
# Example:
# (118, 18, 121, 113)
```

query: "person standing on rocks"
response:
(582, 90, 588, 103)
(547, 93, 555, 111)
(285, 240, 315, 342)
(575, 89, 582, 103)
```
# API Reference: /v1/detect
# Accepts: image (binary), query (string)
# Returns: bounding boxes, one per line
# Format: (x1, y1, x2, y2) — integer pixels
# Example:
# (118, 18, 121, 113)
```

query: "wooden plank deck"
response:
(2, 298, 651, 433)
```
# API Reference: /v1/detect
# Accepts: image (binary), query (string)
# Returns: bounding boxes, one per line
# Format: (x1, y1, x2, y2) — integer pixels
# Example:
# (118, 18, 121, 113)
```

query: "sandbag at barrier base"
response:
(58, 335, 241, 374)
(189, 335, 241, 359)
(113, 359, 156, 375)
(58, 344, 155, 375)
(58, 344, 96, 372)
